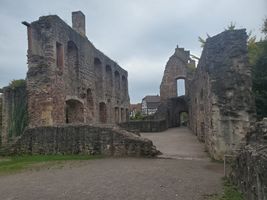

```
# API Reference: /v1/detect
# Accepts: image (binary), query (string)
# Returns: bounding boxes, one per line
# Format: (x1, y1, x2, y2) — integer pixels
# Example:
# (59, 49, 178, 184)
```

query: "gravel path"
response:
(0, 128, 223, 200)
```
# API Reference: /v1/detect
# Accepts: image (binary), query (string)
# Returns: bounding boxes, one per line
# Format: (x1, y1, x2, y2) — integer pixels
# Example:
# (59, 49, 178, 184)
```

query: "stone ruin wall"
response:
(160, 47, 195, 102)
(11, 124, 158, 157)
(188, 29, 255, 159)
(25, 11, 130, 128)
(157, 29, 255, 160)
(230, 119, 267, 200)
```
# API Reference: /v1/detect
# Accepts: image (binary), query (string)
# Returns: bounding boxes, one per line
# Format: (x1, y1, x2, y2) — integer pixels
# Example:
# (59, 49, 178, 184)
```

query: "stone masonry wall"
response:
(11, 125, 158, 157)
(25, 12, 130, 128)
(119, 119, 167, 133)
(160, 46, 195, 102)
(230, 119, 267, 200)
(188, 29, 255, 160)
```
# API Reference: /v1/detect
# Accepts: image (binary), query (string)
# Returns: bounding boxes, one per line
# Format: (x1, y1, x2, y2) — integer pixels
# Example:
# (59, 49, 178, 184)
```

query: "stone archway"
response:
(65, 99, 84, 124)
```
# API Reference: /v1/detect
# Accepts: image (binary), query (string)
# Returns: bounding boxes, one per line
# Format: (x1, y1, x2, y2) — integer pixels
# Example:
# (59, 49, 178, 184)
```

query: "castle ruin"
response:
(24, 11, 130, 128)
(157, 29, 255, 159)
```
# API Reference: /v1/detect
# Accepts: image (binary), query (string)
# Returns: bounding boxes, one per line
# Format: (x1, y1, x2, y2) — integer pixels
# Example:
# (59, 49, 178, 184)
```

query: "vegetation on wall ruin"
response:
(7, 79, 28, 139)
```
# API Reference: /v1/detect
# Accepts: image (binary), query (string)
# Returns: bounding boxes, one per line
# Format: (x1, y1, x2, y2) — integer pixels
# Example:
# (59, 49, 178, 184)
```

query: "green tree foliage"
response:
(7, 79, 28, 139)
(225, 21, 236, 31)
(198, 36, 206, 48)
(130, 111, 145, 120)
(199, 22, 236, 48)
(0, 97, 2, 144)
(9, 79, 26, 89)
(251, 18, 267, 119)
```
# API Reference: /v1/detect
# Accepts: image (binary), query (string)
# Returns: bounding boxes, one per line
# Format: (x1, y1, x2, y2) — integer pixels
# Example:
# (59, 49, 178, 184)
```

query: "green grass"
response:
(0, 154, 102, 175)
(207, 178, 244, 200)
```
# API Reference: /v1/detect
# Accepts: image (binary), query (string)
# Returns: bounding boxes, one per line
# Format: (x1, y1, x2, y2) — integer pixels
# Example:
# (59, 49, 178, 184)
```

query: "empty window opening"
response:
(106, 65, 113, 94)
(122, 75, 127, 98)
(87, 89, 94, 121)
(65, 99, 84, 124)
(94, 58, 103, 94)
(114, 107, 119, 123)
(99, 102, 107, 123)
(177, 79, 185, 96)
(67, 41, 79, 85)
(200, 89, 204, 100)
(179, 112, 188, 127)
(121, 108, 124, 122)
(56, 42, 63, 70)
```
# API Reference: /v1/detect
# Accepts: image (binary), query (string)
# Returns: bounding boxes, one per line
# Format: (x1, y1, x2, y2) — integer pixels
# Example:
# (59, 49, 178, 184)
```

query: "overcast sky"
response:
(0, 0, 266, 103)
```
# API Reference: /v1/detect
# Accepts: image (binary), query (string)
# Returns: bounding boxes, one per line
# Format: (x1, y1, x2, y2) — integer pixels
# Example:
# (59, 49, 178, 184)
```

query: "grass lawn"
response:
(206, 178, 244, 200)
(0, 154, 102, 175)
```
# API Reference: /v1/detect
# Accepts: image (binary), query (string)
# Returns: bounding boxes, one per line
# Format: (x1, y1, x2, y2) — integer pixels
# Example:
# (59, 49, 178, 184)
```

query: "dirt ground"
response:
(0, 127, 223, 200)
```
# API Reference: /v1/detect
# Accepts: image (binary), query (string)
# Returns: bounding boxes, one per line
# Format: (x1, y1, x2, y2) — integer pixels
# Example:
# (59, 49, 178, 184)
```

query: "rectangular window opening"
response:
(56, 42, 63, 69)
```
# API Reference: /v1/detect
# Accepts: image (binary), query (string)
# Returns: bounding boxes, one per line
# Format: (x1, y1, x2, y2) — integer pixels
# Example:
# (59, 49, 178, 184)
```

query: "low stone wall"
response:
(119, 119, 167, 132)
(230, 120, 267, 200)
(10, 125, 158, 157)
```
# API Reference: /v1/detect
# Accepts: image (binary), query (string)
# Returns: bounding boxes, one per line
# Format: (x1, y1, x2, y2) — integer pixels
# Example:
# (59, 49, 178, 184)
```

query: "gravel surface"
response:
(0, 127, 223, 200)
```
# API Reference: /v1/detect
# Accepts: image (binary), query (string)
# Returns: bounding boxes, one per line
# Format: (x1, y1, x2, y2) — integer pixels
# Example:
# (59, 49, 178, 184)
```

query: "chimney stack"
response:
(72, 11, 86, 37)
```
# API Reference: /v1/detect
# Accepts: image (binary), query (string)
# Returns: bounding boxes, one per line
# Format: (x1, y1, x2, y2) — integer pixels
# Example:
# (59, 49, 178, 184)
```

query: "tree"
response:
(251, 18, 267, 119)
(225, 21, 236, 30)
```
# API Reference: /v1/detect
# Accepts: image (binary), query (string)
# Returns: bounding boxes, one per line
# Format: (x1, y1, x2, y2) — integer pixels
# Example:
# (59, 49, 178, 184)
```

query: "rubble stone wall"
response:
(26, 13, 130, 128)
(230, 119, 267, 200)
(188, 29, 255, 159)
(119, 119, 167, 133)
(12, 125, 158, 157)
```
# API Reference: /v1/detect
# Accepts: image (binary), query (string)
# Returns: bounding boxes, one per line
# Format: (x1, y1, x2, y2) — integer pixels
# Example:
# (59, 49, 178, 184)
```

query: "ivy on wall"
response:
(7, 80, 28, 140)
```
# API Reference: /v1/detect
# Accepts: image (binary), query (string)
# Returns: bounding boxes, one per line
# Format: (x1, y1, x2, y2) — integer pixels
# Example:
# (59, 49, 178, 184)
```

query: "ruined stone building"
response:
(157, 29, 255, 159)
(24, 11, 130, 127)
(1, 11, 130, 145)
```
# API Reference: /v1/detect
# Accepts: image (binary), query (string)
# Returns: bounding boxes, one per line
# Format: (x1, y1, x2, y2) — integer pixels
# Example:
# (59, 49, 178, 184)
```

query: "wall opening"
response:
(179, 112, 188, 126)
(56, 42, 63, 72)
(65, 99, 84, 124)
(105, 65, 113, 95)
(121, 108, 124, 122)
(125, 108, 129, 121)
(114, 107, 119, 123)
(115, 71, 120, 97)
(176, 79, 185, 96)
(121, 75, 127, 99)
(67, 41, 79, 89)
(86, 89, 94, 122)
(94, 58, 103, 95)
(99, 102, 107, 123)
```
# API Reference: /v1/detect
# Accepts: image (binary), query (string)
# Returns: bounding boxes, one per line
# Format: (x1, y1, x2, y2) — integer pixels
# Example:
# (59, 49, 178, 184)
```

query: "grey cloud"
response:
(0, 0, 266, 103)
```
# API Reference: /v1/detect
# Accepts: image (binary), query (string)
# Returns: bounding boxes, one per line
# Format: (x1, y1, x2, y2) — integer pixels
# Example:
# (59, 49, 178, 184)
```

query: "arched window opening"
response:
(65, 99, 84, 124)
(176, 79, 185, 97)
